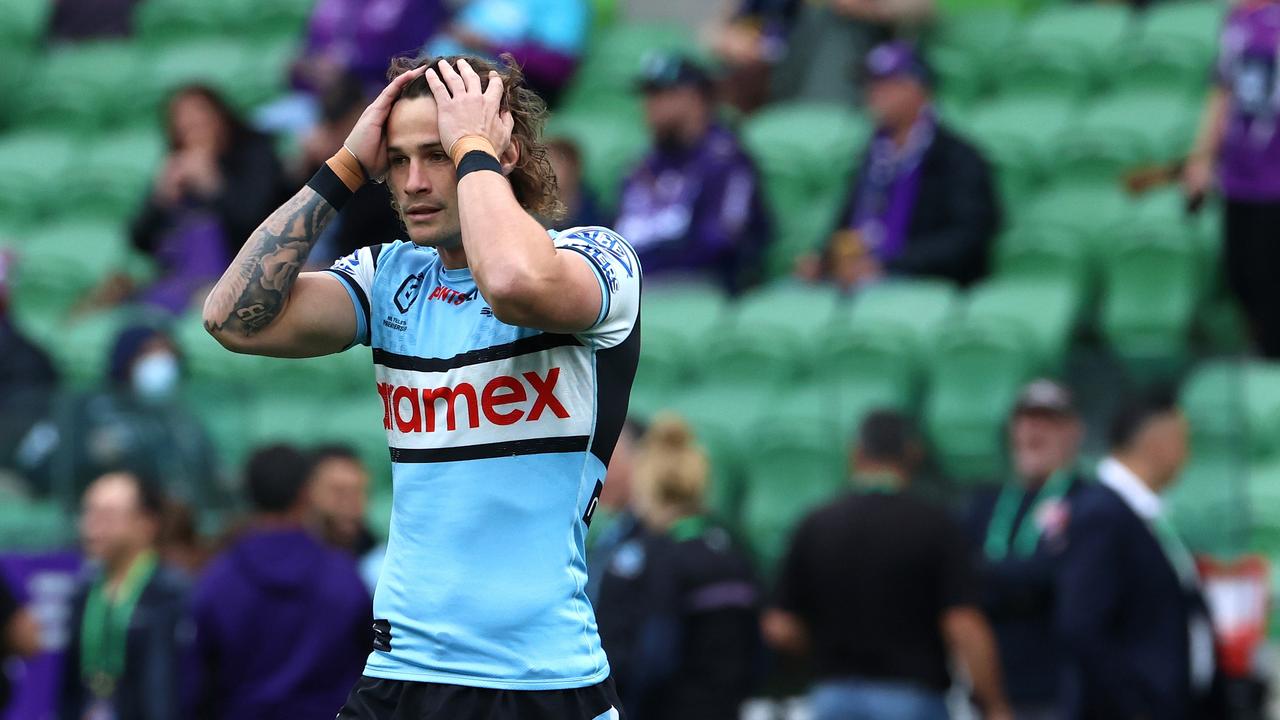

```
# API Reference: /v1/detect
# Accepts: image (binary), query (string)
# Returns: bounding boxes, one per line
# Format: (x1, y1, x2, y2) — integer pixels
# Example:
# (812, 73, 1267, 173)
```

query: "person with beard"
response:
(614, 53, 770, 294)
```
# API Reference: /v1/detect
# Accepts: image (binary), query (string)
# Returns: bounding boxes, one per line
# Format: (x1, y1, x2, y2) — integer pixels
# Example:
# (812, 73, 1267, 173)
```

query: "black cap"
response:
(635, 52, 713, 93)
(1012, 379, 1075, 417)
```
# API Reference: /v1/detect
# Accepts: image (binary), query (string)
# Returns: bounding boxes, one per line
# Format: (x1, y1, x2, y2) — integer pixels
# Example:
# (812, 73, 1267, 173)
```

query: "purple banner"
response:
(1, 552, 83, 720)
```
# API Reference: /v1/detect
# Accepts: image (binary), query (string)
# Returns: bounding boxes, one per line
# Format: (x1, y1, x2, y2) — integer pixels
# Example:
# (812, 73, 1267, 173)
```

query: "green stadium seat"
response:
(1053, 91, 1198, 185)
(740, 416, 848, 573)
(931, 7, 1020, 85)
(14, 42, 146, 130)
(741, 103, 870, 276)
(925, 319, 1038, 481)
(1016, 185, 1136, 257)
(1100, 217, 1200, 367)
(0, 500, 74, 551)
(964, 278, 1081, 373)
(1182, 360, 1280, 462)
(1167, 450, 1246, 554)
(227, 37, 299, 110)
(634, 283, 726, 390)
(142, 40, 253, 111)
(998, 5, 1134, 99)
(0, 0, 52, 47)
(704, 283, 843, 383)
(0, 130, 76, 224)
(545, 109, 648, 212)
(813, 319, 919, 415)
(560, 23, 700, 106)
(957, 94, 1080, 205)
(173, 308, 273, 385)
(49, 305, 168, 387)
(242, 0, 316, 37)
(848, 279, 958, 354)
(1136, 0, 1226, 62)
(11, 220, 132, 320)
(135, 0, 224, 39)
(72, 129, 165, 221)
(182, 381, 257, 472)
(995, 225, 1091, 293)
(1132, 188, 1221, 286)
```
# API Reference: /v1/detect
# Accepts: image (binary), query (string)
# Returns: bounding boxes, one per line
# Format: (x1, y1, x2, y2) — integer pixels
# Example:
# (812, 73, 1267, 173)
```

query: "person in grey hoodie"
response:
(190, 444, 371, 720)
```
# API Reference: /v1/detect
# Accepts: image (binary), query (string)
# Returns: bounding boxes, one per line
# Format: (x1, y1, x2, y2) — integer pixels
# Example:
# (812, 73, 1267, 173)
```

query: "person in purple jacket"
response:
(1185, 0, 1280, 357)
(191, 444, 371, 720)
(296, 0, 448, 96)
(614, 53, 772, 294)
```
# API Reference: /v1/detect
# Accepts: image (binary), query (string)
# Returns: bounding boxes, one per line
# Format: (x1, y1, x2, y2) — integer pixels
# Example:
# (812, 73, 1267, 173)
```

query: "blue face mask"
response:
(131, 353, 180, 402)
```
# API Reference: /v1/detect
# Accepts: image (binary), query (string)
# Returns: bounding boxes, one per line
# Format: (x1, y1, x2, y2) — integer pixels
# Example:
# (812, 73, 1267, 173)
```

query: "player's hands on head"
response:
(343, 65, 428, 183)
(424, 59, 515, 163)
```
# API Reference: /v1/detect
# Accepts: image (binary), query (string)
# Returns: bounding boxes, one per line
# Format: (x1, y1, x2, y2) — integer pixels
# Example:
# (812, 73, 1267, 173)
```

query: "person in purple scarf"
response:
(190, 444, 371, 720)
(797, 42, 999, 290)
(614, 53, 771, 294)
(1185, 0, 1280, 357)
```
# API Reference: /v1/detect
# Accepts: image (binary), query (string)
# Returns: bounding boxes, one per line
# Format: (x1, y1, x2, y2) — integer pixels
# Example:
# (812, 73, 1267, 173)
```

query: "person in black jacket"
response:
(594, 414, 761, 720)
(124, 84, 286, 314)
(796, 41, 999, 289)
(1056, 387, 1224, 720)
(967, 379, 1088, 719)
(60, 471, 191, 720)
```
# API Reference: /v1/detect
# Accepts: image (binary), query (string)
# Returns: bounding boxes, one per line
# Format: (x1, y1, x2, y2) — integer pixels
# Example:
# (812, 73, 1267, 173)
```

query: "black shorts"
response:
(337, 675, 625, 720)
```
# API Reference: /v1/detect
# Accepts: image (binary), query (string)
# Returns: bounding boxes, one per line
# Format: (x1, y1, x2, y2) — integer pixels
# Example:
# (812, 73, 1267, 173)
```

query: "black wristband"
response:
(456, 150, 503, 182)
(307, 163, 354, 210)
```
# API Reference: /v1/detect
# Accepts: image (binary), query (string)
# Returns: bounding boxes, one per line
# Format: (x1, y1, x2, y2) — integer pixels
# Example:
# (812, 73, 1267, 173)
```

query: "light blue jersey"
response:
(325, 226, 641, 690)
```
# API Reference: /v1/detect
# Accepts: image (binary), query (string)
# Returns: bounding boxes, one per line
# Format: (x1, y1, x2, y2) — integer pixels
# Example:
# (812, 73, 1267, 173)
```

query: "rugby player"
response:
(202, 55, 639, 719)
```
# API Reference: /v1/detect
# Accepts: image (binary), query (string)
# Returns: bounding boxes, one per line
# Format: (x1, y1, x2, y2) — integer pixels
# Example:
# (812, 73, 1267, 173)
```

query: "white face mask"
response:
(131, 353, 180, 401)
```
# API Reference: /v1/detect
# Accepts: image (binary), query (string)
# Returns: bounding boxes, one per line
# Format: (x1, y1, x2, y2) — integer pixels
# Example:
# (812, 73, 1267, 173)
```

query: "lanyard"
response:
(984, 470, 1073, 561)
(669, 515, 710, 544)
(80, 552, 157, 699)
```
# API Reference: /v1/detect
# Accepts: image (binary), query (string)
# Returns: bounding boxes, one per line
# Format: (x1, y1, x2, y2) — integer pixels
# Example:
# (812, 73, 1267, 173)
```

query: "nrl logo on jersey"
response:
(395, 273, 425, 313)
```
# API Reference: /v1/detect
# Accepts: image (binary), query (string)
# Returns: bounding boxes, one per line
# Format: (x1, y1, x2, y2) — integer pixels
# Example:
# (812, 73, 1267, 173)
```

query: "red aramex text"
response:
(378, 368, 570, 433)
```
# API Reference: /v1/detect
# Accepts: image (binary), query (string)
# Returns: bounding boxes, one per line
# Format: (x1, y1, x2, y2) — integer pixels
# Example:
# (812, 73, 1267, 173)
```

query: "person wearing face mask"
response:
(965, 379, 1090, 720)
(795, 42, 999, 290)
(614, 53, 771, 294)
(17, 325, 220, 507)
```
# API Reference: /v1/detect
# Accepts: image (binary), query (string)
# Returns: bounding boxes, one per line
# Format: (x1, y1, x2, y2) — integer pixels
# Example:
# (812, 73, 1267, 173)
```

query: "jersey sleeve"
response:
(554, 226, 642, 349)
(323, 244, 383, 347)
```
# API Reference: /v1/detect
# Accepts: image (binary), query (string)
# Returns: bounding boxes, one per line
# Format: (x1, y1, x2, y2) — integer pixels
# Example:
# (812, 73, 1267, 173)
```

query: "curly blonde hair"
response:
(386, 54, 565, 220)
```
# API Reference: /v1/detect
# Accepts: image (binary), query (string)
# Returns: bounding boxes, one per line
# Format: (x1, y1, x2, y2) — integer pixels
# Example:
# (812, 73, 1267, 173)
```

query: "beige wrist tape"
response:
(326, 146, 366, 192)
(449, 135, 498, 166)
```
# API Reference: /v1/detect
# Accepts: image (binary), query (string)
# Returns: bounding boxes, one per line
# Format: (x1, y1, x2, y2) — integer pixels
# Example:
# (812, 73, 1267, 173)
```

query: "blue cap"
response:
(636, 52, 713, 93)
(864, 41, 933, 86)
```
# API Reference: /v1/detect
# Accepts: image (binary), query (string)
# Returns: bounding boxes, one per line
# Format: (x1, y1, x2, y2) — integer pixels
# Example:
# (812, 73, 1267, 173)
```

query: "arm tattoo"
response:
(204, 187, 335, 336)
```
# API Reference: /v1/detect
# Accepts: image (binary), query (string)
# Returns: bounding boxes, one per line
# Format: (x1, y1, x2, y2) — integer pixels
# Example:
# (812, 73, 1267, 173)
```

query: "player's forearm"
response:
(456, 171, 559, 315)
(202, 186, 335, 340)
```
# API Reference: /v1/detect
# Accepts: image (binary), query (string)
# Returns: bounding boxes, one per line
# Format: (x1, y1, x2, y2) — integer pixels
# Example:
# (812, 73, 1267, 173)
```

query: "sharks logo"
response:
(395, 273, 425, 314)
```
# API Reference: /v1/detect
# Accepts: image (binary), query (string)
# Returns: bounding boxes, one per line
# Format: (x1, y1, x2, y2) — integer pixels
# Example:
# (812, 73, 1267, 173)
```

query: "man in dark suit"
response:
(1056, 387, 1222, 720)
(967, 379, 1089, 719)
(796, 41, 1000, 289)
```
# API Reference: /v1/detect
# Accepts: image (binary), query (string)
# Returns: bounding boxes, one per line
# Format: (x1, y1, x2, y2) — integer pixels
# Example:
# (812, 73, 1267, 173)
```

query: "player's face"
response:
(386, 96, 462, 248)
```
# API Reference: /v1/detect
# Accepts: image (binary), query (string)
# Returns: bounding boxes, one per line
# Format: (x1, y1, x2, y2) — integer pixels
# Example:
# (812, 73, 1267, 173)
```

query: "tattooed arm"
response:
(203, 64, 428, 357)
(201, 186, 356, 357)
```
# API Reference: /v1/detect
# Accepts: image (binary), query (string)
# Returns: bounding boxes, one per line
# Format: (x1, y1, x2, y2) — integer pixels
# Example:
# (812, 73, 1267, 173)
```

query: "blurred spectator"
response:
(47, 0, 139, 42)
(614, 54, 771, 294)
(545, 137, 606, 231)
(772, 0, 933, 106)
(295, 73, 403, 269)
(595, 415, 760, 720)
(191, 445, 370, 720)
(18, 324, 220, 505)
(109, 85, 285, 315)
(60, 472, 191, 720)
(298, 0, 447, 95)
(424, 0, 588, 101)
(0, 253, 59, 472)
(966, 379, 1088, 718)
(709, 0, 802, 114)
(1056, 388, 1224, 720)
(587, 419, 643, 603)
(0, 572, 41, 713)
(797, 42, 998, 289)
(763, 410, 1012, 720)
(1185, 0, 1280, 358)
(308, 444, 376, 557)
